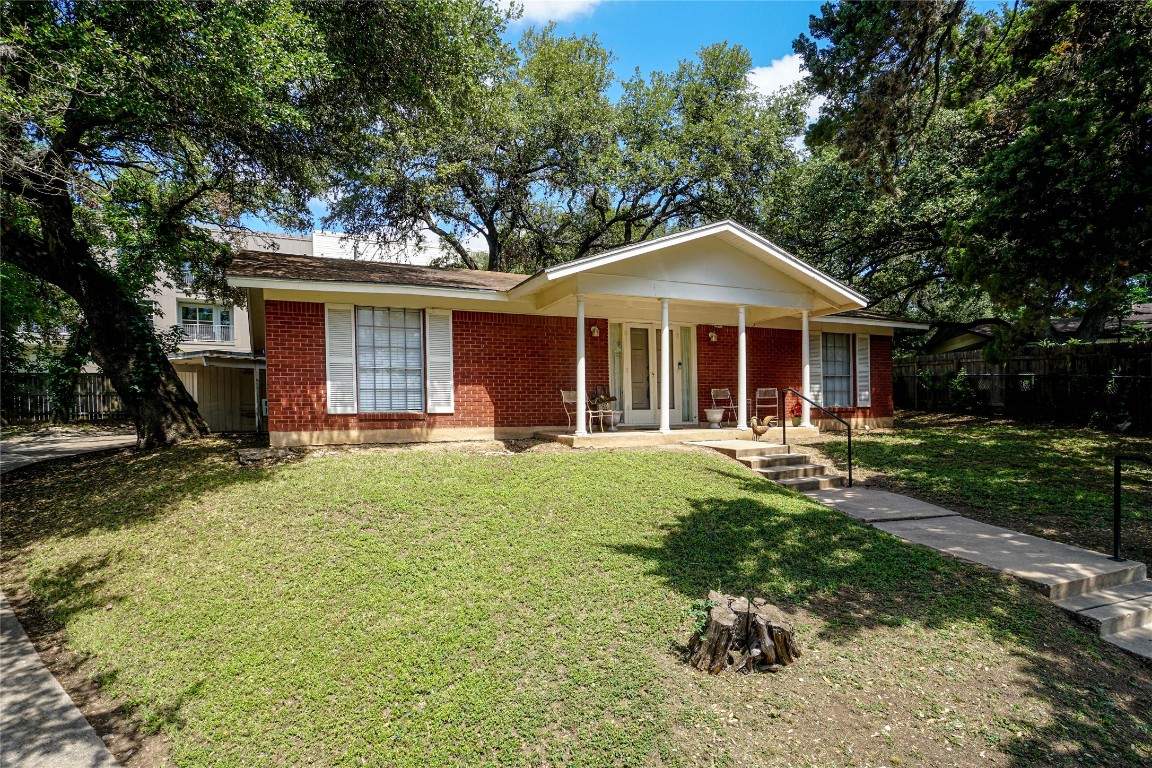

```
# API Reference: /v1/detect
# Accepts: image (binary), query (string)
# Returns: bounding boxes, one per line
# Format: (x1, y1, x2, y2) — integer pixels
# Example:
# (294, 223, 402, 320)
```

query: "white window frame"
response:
(354, 306, 425, 414)
(821, 332, 853, 408)
(179, 302, 233, 343)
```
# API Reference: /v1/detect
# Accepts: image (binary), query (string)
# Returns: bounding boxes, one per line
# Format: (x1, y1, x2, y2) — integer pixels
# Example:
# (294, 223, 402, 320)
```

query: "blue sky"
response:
(511, 1, 822, 86)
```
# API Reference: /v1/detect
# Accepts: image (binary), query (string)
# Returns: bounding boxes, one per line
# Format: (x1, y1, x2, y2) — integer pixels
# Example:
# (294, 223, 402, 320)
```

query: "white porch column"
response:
(575, 293, 588, 436)
(801, 309, 812, 427)
(659, 298, 671, 434)
(737, 305, 749, 429)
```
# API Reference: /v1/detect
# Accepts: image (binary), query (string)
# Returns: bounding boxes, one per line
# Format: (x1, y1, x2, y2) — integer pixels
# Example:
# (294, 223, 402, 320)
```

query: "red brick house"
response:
(227, 221, 924, 447)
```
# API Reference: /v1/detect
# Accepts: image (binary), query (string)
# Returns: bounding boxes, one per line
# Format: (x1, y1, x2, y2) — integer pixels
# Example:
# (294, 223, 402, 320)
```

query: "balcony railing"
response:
(181, 321, 233, 343)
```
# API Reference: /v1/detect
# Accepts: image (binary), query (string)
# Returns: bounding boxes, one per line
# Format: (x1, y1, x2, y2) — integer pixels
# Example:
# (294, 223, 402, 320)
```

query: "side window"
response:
(822, 333, 852, 407)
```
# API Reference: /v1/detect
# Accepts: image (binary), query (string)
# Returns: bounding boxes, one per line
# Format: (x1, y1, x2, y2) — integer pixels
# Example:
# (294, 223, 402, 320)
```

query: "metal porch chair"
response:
(560, 390, 606, 432)
(709, 388, 739, 427)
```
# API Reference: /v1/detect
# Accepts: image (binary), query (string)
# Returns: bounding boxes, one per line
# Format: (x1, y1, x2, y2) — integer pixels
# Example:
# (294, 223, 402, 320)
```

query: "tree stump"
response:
(688, 591, 801, 674)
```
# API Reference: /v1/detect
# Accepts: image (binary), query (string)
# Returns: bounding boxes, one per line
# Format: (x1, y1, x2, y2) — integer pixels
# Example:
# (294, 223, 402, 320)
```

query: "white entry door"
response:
(622, 324, 686, 425)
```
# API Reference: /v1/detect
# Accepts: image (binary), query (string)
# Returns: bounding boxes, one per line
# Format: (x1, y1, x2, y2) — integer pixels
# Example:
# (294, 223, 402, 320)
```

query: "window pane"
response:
(219, 309, 231, 325)
(822, 333, 852, 407)
(355, 306, 424, 413)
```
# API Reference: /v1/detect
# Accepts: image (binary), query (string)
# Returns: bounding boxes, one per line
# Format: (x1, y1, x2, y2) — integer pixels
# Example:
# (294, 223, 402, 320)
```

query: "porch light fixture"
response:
(590, 325, 600, 337)
(708, 330, 718, 343)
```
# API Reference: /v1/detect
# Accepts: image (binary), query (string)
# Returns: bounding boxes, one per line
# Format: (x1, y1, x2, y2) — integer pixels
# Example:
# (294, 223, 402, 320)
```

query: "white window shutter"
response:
(425, 309, 454, 414)
(325, 304, 357, 414)
(856, 333, 872, 407)
(808, 330, 823, 405)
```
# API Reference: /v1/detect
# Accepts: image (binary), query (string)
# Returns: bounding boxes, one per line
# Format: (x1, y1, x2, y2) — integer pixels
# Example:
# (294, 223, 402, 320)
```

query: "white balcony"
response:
(181, 321, 233, 343)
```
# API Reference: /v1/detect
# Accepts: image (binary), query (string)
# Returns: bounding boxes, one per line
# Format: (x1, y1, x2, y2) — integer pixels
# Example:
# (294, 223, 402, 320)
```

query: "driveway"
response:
(0, 428, 136, 475)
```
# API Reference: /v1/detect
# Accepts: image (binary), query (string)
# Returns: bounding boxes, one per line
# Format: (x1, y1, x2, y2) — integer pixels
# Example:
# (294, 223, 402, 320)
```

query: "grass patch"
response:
(819, 412, 1152, 565)
(2, 438, 1150, 767)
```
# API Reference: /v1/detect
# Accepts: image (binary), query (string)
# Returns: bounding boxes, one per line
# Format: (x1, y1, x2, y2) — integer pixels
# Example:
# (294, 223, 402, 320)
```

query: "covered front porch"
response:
(508, 221, 869, 438)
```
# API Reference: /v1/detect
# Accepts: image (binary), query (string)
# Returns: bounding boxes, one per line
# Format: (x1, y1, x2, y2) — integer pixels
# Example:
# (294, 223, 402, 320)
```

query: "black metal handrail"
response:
(1112, 453, 1152, 561)
(780, 387, 852, 487)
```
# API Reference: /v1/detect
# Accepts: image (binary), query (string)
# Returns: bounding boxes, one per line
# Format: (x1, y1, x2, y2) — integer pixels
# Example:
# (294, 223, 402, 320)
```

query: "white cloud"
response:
(748, 53, 826, 125)
(507, 0, 603, 24)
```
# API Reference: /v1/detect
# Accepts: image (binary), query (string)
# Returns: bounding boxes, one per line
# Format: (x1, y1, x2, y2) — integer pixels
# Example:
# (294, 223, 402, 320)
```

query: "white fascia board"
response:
(510, 221, 867, 308)
(818, 315, 930, 330)
(227, 276, 511, 303)
(574, 273, 813, 309)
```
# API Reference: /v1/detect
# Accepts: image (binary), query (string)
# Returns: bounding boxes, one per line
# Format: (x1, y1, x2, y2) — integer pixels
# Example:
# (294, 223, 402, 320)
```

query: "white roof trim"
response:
(508, 220, 867, 308)
(818, 315, 930, 330)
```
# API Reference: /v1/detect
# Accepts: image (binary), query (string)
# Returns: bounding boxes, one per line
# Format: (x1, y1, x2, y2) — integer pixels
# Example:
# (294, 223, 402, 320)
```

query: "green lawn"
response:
(2, 439, 1151, 767)
(818, 412, 1152, 566)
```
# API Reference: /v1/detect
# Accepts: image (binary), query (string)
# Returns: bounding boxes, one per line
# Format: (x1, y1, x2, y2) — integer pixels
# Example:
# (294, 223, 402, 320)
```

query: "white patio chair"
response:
(561, 390, 606, 432)
(754, 388, 780, 426)
(709, 388, 739, 427)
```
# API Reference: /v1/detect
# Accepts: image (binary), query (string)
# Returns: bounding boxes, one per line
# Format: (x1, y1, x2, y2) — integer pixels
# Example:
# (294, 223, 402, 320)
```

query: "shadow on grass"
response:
(1, 436, 273, 557)
(818, 416, 1152, 567)
(613, 467, 1152, 767)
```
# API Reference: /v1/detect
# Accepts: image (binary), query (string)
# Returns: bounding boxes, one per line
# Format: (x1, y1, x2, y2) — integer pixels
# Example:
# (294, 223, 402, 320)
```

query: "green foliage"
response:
(948, 367, 979, 411)
(330, 30, 805, 272)
(686, 596, 715, 635)
(1, 0, 507, 439)
(795, 1, 1152, 340)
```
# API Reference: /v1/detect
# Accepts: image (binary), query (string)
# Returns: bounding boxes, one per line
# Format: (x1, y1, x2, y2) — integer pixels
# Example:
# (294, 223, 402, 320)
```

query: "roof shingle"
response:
(227, 251, 527, 292)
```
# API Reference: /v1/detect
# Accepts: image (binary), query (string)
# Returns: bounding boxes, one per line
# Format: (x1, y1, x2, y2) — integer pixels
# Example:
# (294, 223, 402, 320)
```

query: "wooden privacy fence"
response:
(2, 373, 127, 423)
(894, 343, 1152, 432)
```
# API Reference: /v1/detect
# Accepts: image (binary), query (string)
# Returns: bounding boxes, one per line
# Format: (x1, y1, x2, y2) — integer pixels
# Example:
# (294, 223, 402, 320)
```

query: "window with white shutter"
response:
(425, 309, 454, 413)
(355, 307, 424, 412)
(808, 330, 823, 405)
(822, 333, 853, 407)
(856, 333, 872, 407)
(324, 304, 357, 414)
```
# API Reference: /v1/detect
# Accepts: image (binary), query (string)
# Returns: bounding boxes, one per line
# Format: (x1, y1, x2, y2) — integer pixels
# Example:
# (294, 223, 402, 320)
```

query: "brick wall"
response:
(694, 324, 893, 422)
(265, 301, 608, 433)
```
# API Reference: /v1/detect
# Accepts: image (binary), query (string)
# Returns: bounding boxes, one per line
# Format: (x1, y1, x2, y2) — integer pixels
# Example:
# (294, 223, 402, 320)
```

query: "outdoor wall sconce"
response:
(708, 330, 718, 342)
(590, 326, 601, 337)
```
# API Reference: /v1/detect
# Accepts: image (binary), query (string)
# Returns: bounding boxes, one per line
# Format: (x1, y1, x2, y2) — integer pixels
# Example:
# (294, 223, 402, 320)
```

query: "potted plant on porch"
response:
(789, 400, 803, 427)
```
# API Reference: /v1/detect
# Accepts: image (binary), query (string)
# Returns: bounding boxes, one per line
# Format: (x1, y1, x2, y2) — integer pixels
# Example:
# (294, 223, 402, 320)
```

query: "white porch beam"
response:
(575, 294, 588, 436)
(801, 309, 812, 427)
(659, 298, 671, 434)
(737, 305, 749, 430)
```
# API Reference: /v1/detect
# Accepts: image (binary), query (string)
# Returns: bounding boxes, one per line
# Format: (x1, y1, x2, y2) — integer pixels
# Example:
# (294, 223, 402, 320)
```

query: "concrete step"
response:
(1054, 579, 1152, 613)
(775, 475, 846, 491)
(1102, 625, 1152, 660)
(740, 453, 811, 469)
(756, 463, 831, 481)
(693, 441, 792, 459)
(1075, 592, 1152, 636)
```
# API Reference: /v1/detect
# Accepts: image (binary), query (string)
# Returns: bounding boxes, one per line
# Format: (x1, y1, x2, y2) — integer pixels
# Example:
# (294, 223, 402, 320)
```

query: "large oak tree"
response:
(329, 29, 805, 273)
(795, 0, 1152, 342)
(1, 0, 507, 446)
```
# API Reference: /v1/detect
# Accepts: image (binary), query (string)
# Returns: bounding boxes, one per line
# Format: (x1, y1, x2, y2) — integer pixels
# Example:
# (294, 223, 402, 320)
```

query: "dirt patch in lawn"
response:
(658, 590, 1152, 768)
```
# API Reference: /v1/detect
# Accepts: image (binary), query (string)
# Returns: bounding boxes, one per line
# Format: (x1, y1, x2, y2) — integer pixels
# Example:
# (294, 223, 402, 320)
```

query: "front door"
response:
(622, 324, 689, 425)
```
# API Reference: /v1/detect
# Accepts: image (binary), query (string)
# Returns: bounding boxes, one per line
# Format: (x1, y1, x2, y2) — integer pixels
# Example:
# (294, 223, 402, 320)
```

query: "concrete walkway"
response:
(0, 430, 135, 475)
(805, 486, 1152, 661)
(2, 432, 130, 766)
(1, 591, 119, 768)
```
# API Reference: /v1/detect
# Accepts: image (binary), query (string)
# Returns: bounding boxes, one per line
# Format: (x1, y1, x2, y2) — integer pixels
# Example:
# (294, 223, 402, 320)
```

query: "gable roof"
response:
(509, 220, 868, 309)
(228, 250, 525, 292)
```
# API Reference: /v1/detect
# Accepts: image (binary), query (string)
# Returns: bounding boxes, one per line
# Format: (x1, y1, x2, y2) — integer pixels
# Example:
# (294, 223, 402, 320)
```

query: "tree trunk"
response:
(3, 224, 210, 449)
(689, 592, 802, 674)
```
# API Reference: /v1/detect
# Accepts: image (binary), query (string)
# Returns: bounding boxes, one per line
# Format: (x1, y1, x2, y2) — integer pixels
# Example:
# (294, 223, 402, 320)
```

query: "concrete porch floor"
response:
(535, 425, 820, 448)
